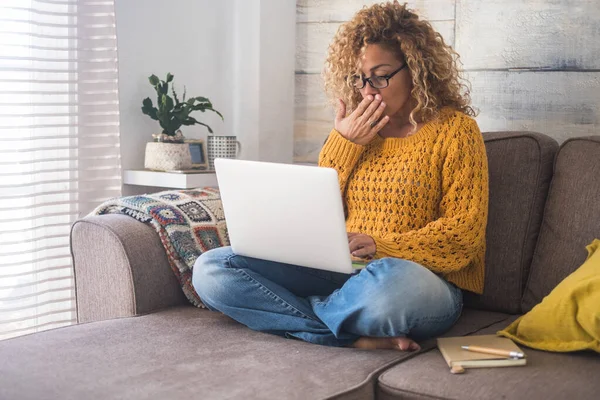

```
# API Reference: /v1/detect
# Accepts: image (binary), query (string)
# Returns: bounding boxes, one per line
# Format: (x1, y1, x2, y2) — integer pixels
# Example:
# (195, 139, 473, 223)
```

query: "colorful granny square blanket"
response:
(91, 187, 229, 307)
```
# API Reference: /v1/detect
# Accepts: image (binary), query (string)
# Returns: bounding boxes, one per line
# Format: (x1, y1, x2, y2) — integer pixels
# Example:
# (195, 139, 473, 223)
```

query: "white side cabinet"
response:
(123, 170, 218, 189)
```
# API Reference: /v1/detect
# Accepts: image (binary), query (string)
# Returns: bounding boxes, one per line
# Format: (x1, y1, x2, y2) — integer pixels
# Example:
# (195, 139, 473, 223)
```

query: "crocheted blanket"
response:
(91, 187, 229, 307)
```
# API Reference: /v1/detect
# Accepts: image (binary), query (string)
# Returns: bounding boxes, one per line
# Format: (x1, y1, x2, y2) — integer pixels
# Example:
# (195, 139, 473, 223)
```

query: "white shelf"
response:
(123, 170, 218, 189)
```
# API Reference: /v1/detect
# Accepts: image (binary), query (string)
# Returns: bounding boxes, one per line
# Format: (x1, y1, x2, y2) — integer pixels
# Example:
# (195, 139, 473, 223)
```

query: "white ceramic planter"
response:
(144, 142, 192, 171)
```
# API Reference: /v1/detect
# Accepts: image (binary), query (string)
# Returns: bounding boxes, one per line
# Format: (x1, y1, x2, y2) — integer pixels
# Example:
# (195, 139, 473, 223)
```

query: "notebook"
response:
(437, 334, 527, 368)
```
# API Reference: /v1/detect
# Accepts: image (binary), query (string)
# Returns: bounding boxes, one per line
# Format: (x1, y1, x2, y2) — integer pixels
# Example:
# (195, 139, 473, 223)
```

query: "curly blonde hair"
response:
(323, 1, 476, 128)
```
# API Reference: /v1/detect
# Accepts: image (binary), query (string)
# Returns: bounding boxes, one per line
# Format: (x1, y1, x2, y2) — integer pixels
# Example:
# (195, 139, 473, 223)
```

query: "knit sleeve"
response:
(318, 129, 365, 197)
(372, 118, 489, 274)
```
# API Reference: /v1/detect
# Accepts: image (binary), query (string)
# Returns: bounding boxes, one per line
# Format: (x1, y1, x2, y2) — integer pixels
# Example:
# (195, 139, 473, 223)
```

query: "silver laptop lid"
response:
(214, 158, 353, 274)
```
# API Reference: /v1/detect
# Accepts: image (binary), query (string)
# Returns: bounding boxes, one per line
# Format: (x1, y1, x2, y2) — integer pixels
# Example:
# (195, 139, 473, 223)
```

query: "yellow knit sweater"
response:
(318, 109, 489, 294)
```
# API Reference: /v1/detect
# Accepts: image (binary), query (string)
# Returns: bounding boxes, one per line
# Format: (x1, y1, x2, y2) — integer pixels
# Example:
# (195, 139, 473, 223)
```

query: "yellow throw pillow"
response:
(498, 239, 600, 353)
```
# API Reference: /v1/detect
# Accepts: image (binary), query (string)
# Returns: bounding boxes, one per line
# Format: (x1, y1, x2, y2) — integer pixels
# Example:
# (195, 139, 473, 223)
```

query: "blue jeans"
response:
(192, 246, 463, 347)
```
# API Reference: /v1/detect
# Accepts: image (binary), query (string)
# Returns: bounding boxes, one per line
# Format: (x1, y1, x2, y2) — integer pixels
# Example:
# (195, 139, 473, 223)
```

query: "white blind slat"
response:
(0, 133, 120, 143)
(0, 165, 120, 178)
(1, 250, 73, 266)
(0, 1, 121, 339)
(0, 275, 73, 291)
(0, 155, 120, 167)
(1, 177, 121, 191)
(0, 185, 120, 201)
(0, 295, 74, 312)
(3, 6, 116, 20)
(1, 256, 73, 277)
(0, 308, 77, 326)
(0, 285, 73, 302)
(0, 233, 69, 246)
(0, 140, 120, 152)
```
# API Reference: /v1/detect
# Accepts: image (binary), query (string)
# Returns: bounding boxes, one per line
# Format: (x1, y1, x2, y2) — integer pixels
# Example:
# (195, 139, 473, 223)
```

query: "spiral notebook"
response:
(437, 335, 527, 368)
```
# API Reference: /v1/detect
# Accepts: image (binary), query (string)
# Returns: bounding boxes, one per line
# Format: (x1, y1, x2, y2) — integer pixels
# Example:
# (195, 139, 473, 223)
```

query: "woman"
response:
(193, 1, 488, 351)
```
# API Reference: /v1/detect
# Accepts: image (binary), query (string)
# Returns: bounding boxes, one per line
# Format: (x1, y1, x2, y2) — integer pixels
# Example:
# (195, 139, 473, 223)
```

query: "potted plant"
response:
(141, 73, 223, 171)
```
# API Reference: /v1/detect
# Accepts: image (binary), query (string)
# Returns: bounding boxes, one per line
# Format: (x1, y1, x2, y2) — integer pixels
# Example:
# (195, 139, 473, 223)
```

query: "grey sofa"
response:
(1, 132, 599, 400)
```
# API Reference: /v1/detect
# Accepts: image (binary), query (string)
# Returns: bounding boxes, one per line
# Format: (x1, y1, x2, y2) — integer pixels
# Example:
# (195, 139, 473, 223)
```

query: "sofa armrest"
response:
(70, 214, 188, 323)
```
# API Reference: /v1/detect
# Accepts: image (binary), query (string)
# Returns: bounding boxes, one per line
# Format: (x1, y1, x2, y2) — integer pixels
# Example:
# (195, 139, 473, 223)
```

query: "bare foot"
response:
(350, 336, 421, 352)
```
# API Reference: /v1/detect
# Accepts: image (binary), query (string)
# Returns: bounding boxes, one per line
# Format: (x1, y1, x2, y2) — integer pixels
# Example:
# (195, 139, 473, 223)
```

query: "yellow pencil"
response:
(461, 345, 524, 359)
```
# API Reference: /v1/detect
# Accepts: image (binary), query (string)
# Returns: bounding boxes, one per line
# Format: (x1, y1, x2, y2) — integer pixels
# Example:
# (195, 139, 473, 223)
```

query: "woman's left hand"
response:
(348, 232, 377, 258)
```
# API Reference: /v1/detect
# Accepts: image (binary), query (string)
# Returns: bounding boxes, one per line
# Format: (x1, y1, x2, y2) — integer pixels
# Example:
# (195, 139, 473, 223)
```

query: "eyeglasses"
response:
(351, 63, 407, 89)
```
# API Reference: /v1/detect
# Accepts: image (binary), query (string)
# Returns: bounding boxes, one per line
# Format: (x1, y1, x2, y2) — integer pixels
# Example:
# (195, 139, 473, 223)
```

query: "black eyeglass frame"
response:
(352, 63, 408, 89)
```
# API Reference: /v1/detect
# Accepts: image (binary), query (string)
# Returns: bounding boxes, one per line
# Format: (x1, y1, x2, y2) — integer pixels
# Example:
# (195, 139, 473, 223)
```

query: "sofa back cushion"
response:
(463, 132, 558, 313)
(522, 136, 600, 312)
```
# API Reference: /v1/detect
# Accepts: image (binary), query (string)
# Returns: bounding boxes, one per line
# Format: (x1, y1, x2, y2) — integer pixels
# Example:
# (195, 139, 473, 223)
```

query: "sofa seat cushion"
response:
(0, 306, 509, 400)
(0, 306, 415, 400)
(376, 317, 600, 400)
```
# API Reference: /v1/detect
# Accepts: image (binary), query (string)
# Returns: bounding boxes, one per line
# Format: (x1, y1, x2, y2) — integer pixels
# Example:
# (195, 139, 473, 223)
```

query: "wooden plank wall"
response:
(294, 0, 600, 162)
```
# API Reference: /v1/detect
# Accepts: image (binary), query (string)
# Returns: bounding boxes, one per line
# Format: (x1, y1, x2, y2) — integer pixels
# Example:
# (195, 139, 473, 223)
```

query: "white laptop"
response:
(214, 158, 356, 274)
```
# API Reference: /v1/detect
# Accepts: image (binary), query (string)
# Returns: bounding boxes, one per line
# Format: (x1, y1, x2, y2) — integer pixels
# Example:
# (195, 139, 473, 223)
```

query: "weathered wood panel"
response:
(296, 20, 455, 74)
(295, 0, 600, 162)
(294, 119, 332, 163)
(294, 71, 600, 162)
(468, 71, 600, 142)
(297, 0, 455, 22)
(456, 0, 600, 69)
(294, 73, 332, 162)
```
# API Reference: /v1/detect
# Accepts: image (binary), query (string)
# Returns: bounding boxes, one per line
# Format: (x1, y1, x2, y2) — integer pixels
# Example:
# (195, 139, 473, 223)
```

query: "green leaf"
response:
(176, 105, 192, 119)
(172, 85, 180, 105)
(185, 117, 213, 134)
(194, 120, 214, 134)
(207, 107, 224, 120)
(168, 116, 182, 134)
(180, 118, 195, 126)
(144, 76, 222, 134)
(159, 82, 168, 94)
(190, 104, 206, 112)
(158, 119, 170, 134)
(141, 97, 158, 120)
(149, 75, 159, 86)
(161, 94, 174, 111)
